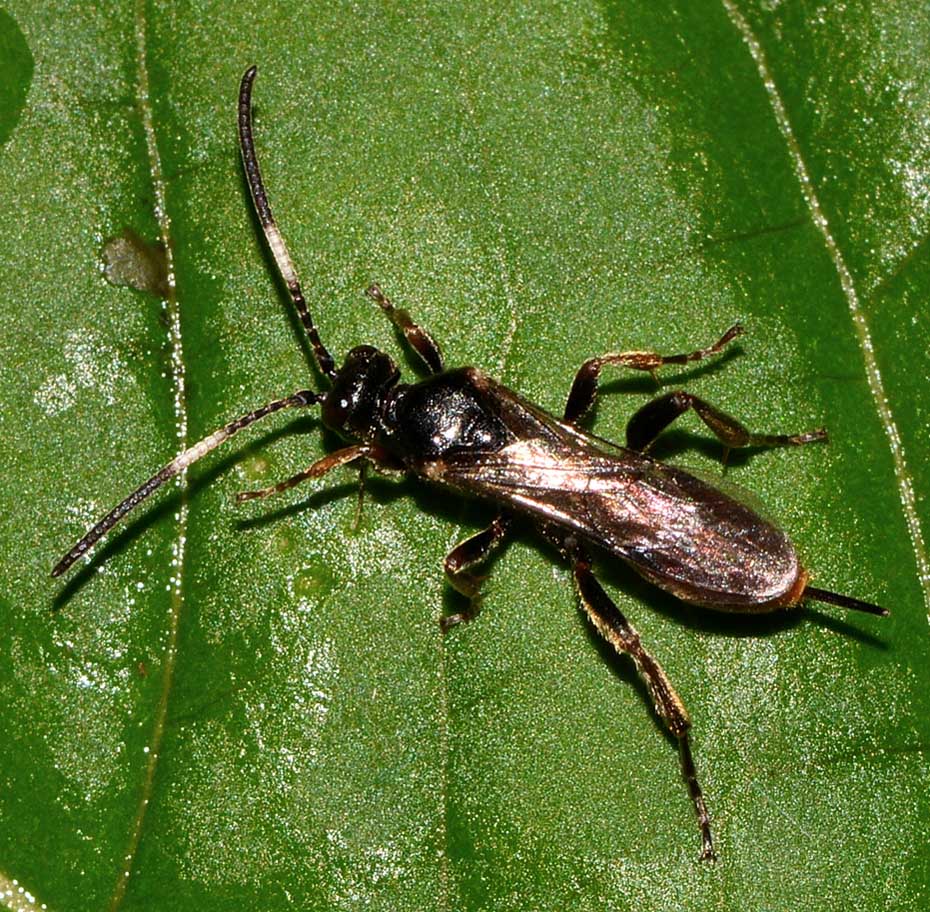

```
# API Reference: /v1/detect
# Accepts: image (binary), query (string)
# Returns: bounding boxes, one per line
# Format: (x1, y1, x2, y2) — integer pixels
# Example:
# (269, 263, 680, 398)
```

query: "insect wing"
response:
(442, 435, 801, 609)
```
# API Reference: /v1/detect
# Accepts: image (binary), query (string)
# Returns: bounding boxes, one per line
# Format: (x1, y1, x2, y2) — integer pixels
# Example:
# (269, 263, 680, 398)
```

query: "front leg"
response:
(441, 513, 512, 631)
(366, 283, 444, 375)
(570, 544, 716, 861)
(235, 443, 400, 502)
(563, 324, 743, 426)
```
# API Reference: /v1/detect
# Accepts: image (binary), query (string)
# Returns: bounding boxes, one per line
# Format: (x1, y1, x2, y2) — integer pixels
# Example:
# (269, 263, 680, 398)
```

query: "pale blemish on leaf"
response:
(324, 831, 410, 910)
(9, 602, 135, 809)
(0, 869, 47, 912)
(33, 331, 129, 417)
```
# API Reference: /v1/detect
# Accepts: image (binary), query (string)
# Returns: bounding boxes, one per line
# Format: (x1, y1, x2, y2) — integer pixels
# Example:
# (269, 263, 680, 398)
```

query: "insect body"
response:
(54, 66, 888, 861)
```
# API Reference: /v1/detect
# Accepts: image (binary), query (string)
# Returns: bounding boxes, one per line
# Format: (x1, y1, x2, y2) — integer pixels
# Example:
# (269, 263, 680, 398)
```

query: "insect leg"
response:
(352, 461, 369, 531)
(563, 324, 742, 425)
(236, 444, 380, 502)
(239, 67, 337, 381)
(441, 513, 513, 631)
(352, 447, 405, 530)
(571, 547, 716, 861)
(366, 283, 444, 375)
(52, 390, 322, 577)
(625, 390, 827, 459)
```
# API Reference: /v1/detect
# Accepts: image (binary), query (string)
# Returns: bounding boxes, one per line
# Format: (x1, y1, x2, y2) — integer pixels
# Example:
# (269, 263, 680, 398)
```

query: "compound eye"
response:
(321, 390, 351, 430)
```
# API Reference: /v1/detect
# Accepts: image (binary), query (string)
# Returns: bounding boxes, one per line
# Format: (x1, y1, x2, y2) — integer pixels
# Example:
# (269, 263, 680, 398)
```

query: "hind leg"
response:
(625, 390, 826, 462)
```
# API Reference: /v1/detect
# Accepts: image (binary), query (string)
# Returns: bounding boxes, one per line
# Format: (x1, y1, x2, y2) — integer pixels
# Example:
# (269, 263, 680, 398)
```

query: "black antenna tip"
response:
(805, 585, 889, 617)
(240, 66, 257, 98)
(51, 552, 76, 578)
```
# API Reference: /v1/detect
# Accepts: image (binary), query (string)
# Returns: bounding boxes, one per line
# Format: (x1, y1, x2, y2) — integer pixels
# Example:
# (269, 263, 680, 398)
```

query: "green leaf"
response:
(1, 1, 927, 910)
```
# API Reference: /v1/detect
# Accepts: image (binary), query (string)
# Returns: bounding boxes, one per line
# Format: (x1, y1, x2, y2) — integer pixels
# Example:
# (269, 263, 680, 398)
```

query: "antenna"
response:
(51, 391, 320, 577)
(238, 65, 336, 380)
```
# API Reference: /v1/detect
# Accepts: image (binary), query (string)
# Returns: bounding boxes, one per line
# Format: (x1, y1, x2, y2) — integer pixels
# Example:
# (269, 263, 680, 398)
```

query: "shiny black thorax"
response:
(382, 368, 512, 463)
(320, 346, 513, 468)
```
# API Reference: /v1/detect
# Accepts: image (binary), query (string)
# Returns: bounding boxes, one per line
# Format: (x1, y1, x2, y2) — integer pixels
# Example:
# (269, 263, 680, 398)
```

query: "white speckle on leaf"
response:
(62, 497, 103, 534)
(344, 523, 409, 578)
(0, 871, 48, 912)
(9, 589, 139, 807)
(325, 835, 409, 909)
(32, 372, 76, 416)
(33, 330, 130, 416)
(166, 610, 340, 884)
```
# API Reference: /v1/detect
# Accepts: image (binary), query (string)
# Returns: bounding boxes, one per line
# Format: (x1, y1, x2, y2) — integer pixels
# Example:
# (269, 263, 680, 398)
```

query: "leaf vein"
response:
(107, 3, 189, 909)
(722, 0, 930, 624)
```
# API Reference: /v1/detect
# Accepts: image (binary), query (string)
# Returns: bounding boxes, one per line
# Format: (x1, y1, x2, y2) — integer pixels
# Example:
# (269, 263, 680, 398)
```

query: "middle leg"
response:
(563, 323, 743, 425)
(441, 513, 513, 631)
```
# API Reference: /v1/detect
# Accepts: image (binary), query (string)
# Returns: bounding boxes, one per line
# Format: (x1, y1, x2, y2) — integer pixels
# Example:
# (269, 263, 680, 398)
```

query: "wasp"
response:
(53, 66, 888, 861)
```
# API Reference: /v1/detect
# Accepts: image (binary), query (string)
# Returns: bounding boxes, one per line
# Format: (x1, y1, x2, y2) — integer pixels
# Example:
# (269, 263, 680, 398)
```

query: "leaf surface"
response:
(1, 2, 927, 910)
